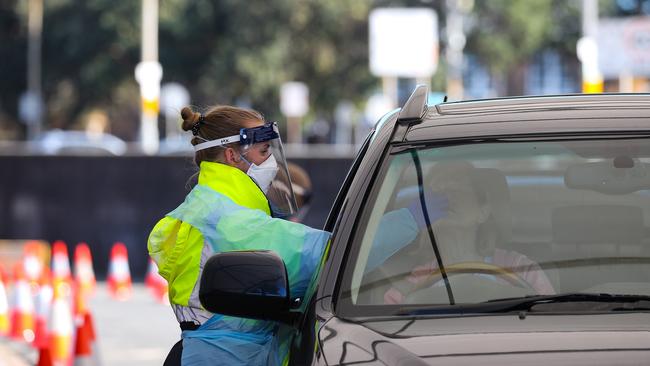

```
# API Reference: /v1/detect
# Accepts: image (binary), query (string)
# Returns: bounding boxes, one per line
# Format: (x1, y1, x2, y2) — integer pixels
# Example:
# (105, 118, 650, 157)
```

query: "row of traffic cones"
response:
(50, 241, 167, 303)
(0, 240, 169, 365)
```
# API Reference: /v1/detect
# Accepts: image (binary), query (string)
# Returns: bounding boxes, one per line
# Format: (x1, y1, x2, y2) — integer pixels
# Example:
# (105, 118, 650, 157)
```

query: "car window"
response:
(340, 138, 650, 312)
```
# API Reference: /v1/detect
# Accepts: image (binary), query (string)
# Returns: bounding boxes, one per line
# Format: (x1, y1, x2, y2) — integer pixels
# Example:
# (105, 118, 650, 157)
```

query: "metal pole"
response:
(287, 116, 302, 144)
(137, 0, 161, 155)
(27, 0, 43, 140)
(142, 0, 158, 62)
(580, 0, 603, 93)
(382, 76, 398, 109)
(582, 0, 597, 38)
(445, 0, 465, 101)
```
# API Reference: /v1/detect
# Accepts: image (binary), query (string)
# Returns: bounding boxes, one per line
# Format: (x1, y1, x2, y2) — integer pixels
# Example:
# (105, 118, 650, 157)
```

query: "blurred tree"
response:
(2, 0, 380, 140)
(159, 0, 375, 123)
(41, 0, 140, 138)
(0, 0, 27, 136)
(466, 0, 581, 95)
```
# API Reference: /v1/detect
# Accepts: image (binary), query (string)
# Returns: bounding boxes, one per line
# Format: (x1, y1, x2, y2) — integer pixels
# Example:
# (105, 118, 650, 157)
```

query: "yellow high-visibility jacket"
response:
(147, 161, 330, 365)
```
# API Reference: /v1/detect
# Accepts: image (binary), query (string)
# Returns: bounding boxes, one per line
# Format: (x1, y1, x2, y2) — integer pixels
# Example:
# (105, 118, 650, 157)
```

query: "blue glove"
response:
(407, 190, 449, 229)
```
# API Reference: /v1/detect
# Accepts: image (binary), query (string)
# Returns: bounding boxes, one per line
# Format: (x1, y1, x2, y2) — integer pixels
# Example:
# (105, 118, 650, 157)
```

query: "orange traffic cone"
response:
(49, 281, 74, 366)
(107, 242, 132, 301)
(36, 345, 53, 366)
(73, 307, 98, 365)
(145, 258, 168, 304)
(73, 243, 96, 297)
(51, 241, 72, 285)
(35, 268, 54, 366)
(34, 268, 53, 350)
(0, 264, 10, 336)
(10, 262, 36, 344)
(23, 240, 47, 290)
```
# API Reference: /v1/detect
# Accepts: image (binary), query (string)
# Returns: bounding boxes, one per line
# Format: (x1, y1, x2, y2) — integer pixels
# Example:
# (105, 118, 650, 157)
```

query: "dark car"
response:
(200, 87, 650, 365)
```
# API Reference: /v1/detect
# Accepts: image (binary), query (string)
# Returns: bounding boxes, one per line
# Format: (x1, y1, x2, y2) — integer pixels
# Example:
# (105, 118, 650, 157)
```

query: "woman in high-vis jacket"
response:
(148, 105, 330, 366)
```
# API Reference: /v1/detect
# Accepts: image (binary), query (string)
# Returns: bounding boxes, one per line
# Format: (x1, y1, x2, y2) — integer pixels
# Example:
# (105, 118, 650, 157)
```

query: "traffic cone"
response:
(69, 277, 98, 365)
(0, 265, 10, 336)
(24, 240, 47, 290)
(51, 241, 72, 285)
(107, 242, 132, 301)
(37, 345, 53, 366)
(145, 258, 168, 304)
(10, 262, 36, 344)
(49, 280, 74, 366)
(73, 243, 96, 298)
(35, 268, 54, 366)
(34, 268, 53, 350)
(73, 308, 98, 365)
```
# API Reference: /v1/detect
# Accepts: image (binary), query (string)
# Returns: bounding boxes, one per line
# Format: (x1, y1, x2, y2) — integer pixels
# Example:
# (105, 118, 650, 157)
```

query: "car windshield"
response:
(340, 137, 650, 314)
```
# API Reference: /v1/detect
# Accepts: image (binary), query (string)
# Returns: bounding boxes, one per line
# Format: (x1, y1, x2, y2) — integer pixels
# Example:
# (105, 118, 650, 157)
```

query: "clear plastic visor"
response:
(242, 135, 298, 219)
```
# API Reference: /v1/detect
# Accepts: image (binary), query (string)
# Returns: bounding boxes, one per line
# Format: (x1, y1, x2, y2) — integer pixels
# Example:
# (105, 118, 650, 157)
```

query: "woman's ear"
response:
(223, 147, 239, 166)
(224, 147, 249, 172)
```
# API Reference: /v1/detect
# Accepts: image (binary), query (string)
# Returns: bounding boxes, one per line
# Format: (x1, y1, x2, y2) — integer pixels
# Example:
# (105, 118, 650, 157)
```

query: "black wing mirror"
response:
(199, 250, 291, 323)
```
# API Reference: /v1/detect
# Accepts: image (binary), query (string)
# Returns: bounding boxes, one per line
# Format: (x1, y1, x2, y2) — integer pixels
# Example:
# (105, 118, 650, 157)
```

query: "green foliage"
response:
(159, 0, 375, 120)
(41, 0, 140, 134)
(0, 0, 27, 133)
(466, 0, 581, 94)
(469, 0, 552, 75)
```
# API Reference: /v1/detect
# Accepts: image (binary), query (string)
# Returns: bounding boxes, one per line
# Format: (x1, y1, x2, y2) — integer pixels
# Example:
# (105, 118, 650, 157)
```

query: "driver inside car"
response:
(375, 161, 556, 304)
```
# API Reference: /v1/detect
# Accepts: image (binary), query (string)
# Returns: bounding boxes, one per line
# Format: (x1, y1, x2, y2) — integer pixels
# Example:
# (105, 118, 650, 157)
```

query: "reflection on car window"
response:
(344, 139, 650, 309)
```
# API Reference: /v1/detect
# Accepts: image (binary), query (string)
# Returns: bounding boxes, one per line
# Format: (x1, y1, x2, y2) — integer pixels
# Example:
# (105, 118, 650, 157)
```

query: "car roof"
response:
(399, 93, 650, 143)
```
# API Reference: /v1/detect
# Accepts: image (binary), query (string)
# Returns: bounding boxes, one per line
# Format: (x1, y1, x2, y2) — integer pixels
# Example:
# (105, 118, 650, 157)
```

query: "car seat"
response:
(550, 204, 646, 292)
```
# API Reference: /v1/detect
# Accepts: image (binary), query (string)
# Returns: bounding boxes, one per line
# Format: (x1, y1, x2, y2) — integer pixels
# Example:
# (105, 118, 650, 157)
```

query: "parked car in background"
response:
(32, 129, 127, 156)
(201, 87, 650, 365)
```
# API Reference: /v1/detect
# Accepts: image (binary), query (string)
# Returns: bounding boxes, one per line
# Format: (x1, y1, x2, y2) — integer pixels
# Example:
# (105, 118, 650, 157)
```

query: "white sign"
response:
(598, 17, 650, 77)
(577, 36, 602, 81)
(160, 83, 190, 117)
(369, 8, 438, 78)
(135, 61, 163, 100)
(280, 82, 309, 118)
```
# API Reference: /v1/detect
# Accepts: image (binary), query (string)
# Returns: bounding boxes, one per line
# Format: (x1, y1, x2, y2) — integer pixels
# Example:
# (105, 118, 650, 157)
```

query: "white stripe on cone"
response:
(11, 264, 35, 343)
(0, 270, 9, 336)
(50, 282, 74, 366)
(107, 243, 132, 301)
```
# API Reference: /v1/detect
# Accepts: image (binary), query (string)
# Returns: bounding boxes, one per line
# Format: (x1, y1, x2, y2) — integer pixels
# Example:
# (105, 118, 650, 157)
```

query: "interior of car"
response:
(352, 139, 650, 308)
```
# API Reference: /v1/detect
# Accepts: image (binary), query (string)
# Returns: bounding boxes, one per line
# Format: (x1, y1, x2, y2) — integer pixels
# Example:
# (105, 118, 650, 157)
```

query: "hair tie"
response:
(191, 114, 205, 136)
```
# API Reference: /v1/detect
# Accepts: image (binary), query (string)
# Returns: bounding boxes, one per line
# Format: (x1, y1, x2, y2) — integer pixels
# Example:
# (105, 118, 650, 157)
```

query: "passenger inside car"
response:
(358, 160, 555, 305)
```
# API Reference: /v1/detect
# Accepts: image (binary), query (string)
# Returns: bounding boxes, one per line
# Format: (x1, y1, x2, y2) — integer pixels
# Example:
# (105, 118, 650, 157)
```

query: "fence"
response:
(0, 155, 353, 280)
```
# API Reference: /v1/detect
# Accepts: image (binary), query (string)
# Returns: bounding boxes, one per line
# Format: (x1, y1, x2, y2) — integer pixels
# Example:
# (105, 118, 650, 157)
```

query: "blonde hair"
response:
(180, 105, 264, 167)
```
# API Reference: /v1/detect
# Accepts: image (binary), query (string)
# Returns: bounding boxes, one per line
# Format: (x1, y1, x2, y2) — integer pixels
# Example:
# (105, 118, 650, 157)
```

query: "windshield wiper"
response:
(482, 293, 650, 313)
(396, 293, 650, 316)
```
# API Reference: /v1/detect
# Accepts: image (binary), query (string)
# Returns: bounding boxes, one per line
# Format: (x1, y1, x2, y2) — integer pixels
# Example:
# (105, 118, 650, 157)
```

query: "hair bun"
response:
(180, 107, 200, 132)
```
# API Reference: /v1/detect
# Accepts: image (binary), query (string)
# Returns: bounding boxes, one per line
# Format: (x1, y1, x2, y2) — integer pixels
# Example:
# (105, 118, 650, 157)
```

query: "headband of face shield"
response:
(193, 122, 298, 218)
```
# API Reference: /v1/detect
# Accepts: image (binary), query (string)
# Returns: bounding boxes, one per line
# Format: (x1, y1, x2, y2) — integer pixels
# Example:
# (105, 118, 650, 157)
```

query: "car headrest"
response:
(393, 166, 512, 242)
(473, 168, 511, 242)
(552, 205, 645, 245)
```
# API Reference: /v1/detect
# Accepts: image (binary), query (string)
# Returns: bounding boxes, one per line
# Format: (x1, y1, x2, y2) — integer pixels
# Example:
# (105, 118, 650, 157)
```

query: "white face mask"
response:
(245, 154, 279, 193)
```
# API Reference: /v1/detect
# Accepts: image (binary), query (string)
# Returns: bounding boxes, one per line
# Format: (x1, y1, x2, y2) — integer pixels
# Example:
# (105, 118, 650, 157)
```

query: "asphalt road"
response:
(89, 282, 179, 366)
(0, 282, 179, 366)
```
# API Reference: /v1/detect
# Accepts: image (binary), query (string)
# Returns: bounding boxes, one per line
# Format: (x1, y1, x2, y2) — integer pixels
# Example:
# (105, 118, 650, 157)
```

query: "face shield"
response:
(193, 122, 298, 218)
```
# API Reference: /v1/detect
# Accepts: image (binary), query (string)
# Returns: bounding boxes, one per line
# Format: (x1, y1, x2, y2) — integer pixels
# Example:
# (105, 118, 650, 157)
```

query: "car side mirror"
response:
(199, 250, 291, 323)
